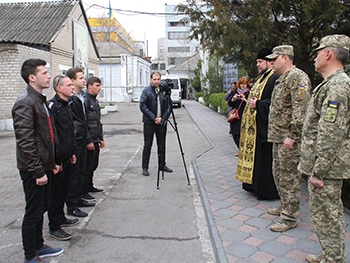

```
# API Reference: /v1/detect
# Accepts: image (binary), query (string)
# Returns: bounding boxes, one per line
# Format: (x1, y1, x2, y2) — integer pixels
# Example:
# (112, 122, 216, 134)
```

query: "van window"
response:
(170, 79, 179, 89)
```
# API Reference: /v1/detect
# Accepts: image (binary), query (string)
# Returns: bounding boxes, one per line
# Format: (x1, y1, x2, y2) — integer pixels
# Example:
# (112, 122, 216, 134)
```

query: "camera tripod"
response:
(156, 93, 190, 189)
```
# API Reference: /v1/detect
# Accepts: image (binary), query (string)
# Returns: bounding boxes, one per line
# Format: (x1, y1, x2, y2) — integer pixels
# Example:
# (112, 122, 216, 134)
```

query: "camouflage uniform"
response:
(268, 65, 311, 225)
(299, 43, 350, 262)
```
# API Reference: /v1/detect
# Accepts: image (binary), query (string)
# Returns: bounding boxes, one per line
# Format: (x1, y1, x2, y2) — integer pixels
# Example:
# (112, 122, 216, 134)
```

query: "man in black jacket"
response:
(84, 76, 105, 194)
(13, 59, 63, 263)
(47, 75, 79, 241)
(139, 72, 173, 176)
(66, 67, 94, 218)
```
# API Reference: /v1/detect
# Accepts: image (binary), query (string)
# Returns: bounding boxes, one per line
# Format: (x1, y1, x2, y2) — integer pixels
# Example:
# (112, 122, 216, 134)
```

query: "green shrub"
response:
(206, 93, 227, 113)
(195, 91, 204, 100)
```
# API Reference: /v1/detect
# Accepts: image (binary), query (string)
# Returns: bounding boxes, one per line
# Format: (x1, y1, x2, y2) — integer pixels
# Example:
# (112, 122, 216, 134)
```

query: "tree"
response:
(177, 0, 350, 84)
(203, 54, 224, 93)
(190, 59, 202, 92)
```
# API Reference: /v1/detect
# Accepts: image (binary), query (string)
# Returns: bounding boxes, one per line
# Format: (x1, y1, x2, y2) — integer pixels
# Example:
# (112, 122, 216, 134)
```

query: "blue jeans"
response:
(20, 170, 50, 260)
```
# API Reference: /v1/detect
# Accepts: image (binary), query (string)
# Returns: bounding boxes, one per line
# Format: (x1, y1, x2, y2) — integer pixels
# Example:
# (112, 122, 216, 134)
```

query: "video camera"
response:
(159, 78, 173, 97)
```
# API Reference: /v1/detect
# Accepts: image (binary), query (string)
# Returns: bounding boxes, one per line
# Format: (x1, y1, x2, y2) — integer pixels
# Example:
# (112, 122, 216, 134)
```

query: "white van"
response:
(161, 74, 182, 107)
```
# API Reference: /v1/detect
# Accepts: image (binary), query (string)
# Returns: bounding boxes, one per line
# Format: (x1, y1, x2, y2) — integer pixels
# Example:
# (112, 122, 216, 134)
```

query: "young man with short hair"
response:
(13, 59, 63, 263)
(84, 76, 105, 194)
(47, 75, 79, 241)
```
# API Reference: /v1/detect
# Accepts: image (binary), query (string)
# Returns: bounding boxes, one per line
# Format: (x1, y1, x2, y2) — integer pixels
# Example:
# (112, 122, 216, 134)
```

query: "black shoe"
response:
(89, 187, 104, 193)
(77, 200, 95, 207)
(81, 193, 96, 202)
(49, 228, 72, 241)
(67, 208, 88, 217)
(160, 166, 173, 173)
(142, 168, 149, 176)
(61, 218, 79, 227)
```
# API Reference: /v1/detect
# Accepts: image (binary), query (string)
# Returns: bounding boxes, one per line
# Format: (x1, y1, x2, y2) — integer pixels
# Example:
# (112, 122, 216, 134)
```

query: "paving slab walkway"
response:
(184, 100, 350, 263)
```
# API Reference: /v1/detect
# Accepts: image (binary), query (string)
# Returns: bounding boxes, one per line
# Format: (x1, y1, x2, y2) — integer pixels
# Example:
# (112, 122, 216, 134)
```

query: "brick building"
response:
(0, 0, 100, 130)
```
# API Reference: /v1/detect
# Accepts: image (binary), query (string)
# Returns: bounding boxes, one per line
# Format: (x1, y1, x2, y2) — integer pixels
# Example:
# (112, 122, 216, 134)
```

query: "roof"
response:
(97, 41, 130, 57)
(168, 53, 200, 71)
(0, 0, 99, 58)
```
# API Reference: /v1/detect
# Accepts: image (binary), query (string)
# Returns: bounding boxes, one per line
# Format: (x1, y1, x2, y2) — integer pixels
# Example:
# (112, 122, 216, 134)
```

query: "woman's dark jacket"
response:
(228, 91, 248, 135)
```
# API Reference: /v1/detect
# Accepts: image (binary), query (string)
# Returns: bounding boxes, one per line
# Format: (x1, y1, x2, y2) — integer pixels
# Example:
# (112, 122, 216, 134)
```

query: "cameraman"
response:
(140, 72, 173, 176)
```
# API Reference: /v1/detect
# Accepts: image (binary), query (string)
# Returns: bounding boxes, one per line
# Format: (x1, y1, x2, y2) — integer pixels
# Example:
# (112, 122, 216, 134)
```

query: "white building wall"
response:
(165, 5, 200, 69)
(98, 55, 151, 103)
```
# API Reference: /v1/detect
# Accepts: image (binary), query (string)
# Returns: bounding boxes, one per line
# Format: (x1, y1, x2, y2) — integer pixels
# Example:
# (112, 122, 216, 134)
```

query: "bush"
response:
(195, 91, 204, 100)
(207, 93, 227, 113)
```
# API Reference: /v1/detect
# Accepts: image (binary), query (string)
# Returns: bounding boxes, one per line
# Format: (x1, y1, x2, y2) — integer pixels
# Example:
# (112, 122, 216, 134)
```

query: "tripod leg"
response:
(169, 109, 190, 185)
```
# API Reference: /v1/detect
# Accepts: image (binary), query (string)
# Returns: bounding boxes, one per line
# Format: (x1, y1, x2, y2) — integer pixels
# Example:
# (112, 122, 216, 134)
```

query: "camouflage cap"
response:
(265, 45, 294, 59)
(313, 34, 350, 52)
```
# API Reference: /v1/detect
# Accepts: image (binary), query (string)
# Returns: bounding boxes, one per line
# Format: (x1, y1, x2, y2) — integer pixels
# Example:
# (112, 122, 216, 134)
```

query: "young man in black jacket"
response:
(13, 59, 63, 263)
(139, 72, 173, 176)
(84, 76, 105, 194)
(66, 67, 94, 218)
(47, 75, 79, 241)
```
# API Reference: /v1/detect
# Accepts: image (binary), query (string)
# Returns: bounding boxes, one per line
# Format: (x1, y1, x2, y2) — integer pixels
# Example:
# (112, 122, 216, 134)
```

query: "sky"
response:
(0, 0, 185, 58)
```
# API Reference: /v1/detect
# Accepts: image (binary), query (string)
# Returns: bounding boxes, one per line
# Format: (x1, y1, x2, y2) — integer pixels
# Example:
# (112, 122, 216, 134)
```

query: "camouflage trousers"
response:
(308, 179, 346, 263)
(272, 143, 301, 223)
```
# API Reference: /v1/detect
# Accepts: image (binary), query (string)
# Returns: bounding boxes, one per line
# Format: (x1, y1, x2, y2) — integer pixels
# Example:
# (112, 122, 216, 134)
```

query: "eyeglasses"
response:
(53, 74, 66, 88)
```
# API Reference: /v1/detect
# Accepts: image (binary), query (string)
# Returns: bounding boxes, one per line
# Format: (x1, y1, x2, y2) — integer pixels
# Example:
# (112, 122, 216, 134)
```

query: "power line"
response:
(83, 3, 185, 17)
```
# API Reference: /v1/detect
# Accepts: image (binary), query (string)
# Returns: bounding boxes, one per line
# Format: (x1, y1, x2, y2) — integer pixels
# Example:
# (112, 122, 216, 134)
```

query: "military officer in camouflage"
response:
(298, 34, 350, 263)
(266, 45, 311, 232)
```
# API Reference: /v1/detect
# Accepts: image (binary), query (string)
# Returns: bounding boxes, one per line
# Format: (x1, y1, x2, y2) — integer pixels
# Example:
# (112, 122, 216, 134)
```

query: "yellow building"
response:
(88, 18, 135, 54)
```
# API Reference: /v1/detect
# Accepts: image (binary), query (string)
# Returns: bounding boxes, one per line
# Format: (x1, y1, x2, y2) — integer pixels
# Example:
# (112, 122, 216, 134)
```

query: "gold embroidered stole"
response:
(236, 70, 274, 184)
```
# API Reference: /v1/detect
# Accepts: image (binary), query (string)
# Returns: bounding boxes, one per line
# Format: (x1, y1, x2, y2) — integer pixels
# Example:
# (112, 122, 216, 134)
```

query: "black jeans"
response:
(20, 170, 50, 261)
(142, 123, 166, 170)
(66, 144, 86, 211)
(48, 160, 72, 231)
(85, 142, 100, 192)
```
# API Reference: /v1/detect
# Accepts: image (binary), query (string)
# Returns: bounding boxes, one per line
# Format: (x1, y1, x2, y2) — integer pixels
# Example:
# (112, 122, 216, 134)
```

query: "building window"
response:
(168, 31, 189, 39)
(151, 64, 159, 70)
(160, 63, 166, 70)
(168, 46, 190, 52)
(169, 21, 189, 27)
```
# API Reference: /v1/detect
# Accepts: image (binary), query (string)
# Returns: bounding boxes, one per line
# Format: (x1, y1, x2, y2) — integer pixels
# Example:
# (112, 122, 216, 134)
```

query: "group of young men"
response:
(13, 60, 104, 263)
(237, 34, 350, 263)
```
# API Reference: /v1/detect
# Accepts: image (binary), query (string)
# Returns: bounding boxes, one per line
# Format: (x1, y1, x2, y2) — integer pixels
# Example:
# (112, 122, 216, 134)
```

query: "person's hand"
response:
(99, 140, 105, 148)
(87, 142, 95, 151)
(283, 137, 295, 149)
(36, 174, 48, 186)
(154, 117, 162, 125)
(250, 98, 257, 109)
(310, 175, 324, 188)
(53, 164, 62, 175)
(70, 154, 77, 164)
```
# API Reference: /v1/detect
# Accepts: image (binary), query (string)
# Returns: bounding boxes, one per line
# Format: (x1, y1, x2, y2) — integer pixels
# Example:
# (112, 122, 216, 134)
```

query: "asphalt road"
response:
(0, 102, 215, 263)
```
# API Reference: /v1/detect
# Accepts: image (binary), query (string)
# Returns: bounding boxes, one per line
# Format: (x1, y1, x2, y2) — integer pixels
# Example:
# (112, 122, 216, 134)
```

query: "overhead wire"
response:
(82, 3, 185, 17)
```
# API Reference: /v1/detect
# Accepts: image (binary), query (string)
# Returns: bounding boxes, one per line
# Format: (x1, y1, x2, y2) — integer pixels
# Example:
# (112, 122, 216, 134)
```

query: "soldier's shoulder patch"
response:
(299, 84, 306, 99)
(324, 101, 339, 123)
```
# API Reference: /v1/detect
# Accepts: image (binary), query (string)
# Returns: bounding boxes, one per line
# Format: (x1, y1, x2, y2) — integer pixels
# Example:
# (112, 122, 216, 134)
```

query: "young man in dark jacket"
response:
(84, 76, 105, 194)
(66, 67, 94, 218)
(139, 72, 173, 176)
(47, 75, 79, 241)
(12, 59, 63, 263)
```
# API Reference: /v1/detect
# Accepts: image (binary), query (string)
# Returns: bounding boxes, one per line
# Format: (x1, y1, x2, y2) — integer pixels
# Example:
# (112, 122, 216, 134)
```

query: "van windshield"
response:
(170, 80, 178, 89)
